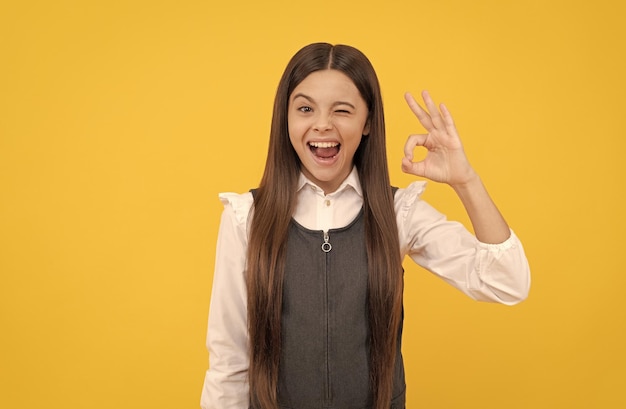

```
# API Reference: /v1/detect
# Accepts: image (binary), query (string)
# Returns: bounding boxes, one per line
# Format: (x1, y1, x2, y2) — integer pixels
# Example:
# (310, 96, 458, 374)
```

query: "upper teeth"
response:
(309, 142, 339, 148)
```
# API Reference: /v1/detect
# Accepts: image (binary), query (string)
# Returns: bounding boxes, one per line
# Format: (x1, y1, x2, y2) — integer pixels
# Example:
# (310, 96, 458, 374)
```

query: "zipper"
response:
(323, 230, 331, 405)
(321, 230, 332, 253)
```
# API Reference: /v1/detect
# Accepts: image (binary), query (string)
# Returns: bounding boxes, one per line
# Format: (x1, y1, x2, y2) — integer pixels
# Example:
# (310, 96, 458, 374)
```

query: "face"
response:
(288, 69, 370, 194)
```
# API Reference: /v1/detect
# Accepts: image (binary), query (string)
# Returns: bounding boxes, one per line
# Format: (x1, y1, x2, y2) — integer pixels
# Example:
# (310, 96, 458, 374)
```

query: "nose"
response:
(313, 112, 333, 132)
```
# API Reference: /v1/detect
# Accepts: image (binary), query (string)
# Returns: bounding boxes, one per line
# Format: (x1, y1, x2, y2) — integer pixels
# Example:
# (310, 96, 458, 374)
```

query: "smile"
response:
(308, 141, 341, 159)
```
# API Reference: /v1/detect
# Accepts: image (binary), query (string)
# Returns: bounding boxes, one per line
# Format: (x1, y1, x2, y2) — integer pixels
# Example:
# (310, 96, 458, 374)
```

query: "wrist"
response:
(449, 169, 481, 193)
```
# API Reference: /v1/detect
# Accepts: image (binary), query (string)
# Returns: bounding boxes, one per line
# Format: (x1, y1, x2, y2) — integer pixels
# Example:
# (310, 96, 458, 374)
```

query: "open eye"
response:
(298, 106, 313, 113)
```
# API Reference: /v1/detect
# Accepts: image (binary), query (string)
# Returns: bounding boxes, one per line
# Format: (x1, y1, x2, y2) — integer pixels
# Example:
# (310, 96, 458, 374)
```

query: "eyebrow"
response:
(291, 93, 356, 109)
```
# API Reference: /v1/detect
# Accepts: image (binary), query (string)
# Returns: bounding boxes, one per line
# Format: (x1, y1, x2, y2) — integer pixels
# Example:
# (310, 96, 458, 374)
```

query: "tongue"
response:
(313, 146, 339, 158)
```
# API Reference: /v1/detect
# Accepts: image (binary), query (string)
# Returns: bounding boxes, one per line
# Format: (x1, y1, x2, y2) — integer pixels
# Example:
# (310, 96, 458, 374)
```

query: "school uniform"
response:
(201, 167, 530, 409)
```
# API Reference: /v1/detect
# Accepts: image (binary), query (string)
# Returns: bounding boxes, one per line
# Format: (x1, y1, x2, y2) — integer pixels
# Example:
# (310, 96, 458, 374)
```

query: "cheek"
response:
(288, 132, 297, 150)
(358, 115, 370, 135)
(287, 120, 307, 142)
(286, 119, 295, 143)
(287, 126, 305, 156)
(287, 124, 297, 144)
(344, 122, 367, 142)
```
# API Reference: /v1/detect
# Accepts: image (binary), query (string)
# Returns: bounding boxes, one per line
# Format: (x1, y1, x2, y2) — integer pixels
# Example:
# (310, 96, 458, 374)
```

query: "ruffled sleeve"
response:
(218, 192, 254, 229)
(201, 192, 253, 409)
(395, 182, 530, 305)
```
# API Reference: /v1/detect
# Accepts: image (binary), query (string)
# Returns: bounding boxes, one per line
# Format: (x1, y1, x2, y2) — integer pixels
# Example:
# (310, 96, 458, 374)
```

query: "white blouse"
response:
(200, 167, 531, 409)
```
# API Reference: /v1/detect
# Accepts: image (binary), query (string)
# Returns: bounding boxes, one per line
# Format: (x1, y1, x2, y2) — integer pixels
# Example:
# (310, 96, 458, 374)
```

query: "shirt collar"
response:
(296, 166, 363, 197)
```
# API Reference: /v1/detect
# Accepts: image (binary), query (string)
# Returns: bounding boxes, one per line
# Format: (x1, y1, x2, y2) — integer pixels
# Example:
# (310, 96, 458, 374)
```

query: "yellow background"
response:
(1, 0, 624, 408)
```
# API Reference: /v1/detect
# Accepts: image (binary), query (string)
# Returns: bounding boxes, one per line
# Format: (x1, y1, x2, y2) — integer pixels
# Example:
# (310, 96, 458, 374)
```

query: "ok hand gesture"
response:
(402, 91, 477, 187)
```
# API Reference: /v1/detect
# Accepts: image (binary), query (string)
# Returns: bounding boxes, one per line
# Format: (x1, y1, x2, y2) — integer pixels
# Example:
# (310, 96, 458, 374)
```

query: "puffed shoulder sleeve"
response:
(201, 192, 253, 409)
(395, 182, 530, 305)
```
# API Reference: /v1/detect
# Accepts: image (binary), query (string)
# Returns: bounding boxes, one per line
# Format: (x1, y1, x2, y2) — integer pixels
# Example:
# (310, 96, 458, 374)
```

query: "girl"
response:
(201, 43, 530, 409)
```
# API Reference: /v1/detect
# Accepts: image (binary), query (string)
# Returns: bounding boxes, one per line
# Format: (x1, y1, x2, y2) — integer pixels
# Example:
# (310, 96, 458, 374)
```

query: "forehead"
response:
(290, 69, 363, 102)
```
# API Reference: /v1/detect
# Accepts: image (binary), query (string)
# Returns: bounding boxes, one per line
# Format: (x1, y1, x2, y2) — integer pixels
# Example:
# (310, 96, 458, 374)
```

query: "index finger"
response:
(404, 92, 434, 131)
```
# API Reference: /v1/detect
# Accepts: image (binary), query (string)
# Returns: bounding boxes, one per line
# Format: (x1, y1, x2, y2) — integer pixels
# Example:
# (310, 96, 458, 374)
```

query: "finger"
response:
(404, 92, 434, 130)
(421, 90, 445, 130)
(439, 102, 459, 137)
(401, 156, 426, 177)
(403, 133, 428, 160)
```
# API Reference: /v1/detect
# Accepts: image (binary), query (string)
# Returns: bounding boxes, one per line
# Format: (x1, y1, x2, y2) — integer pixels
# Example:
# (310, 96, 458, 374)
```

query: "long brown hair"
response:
(246, 43, 403, 409)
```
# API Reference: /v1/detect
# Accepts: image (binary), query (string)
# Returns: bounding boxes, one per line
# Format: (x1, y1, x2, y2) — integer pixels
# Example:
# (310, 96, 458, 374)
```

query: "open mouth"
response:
(308, 141, 340, 159)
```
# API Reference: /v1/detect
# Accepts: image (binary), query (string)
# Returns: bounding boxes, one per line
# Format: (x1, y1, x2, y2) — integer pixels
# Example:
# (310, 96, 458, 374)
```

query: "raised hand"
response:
(401, 91, 477, 187)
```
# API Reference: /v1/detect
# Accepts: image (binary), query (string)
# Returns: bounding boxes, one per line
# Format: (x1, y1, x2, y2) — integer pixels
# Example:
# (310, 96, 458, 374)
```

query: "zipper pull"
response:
(321, 231, 332, 253)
